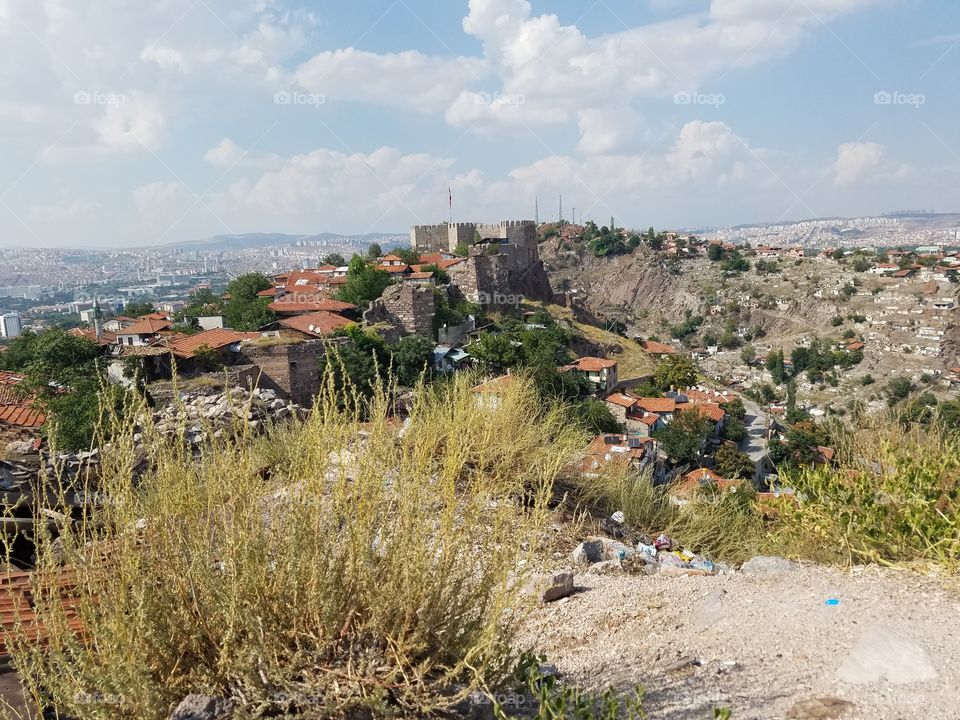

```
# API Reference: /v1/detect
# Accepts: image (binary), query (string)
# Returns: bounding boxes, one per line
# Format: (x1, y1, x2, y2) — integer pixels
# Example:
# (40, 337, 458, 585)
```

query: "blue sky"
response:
(0, 0, 957, 246)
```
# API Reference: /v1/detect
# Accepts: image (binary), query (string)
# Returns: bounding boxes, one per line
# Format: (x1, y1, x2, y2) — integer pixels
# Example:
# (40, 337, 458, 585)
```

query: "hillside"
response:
(539, 234, 959, 412)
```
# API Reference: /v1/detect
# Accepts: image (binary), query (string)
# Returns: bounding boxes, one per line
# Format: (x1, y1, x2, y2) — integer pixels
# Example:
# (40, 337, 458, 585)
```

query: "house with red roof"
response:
(640, 339, 676, 356)
(560, 357, 618, 394)
(578, 433, 655, 477)
(114, 318, 172, 347)
(277, 311, 353, 339)
(670, 467, 746, 504)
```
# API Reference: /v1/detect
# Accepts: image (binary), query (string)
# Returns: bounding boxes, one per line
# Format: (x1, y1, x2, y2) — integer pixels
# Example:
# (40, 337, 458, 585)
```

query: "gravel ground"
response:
(519, 562, 960, 719)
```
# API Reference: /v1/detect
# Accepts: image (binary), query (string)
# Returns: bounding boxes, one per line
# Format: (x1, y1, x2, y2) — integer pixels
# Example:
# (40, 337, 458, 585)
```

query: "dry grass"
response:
(6, 371, 585, 719)
(540, 304, 656, 378)
(564, 465, 765, 565)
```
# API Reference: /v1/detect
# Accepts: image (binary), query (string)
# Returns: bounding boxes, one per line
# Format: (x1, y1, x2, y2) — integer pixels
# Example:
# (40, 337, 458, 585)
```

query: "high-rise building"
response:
(0, 312, 22, 339)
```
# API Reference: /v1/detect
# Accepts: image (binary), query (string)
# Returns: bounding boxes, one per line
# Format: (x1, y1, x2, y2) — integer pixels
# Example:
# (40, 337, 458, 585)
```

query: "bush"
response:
(772, 421, 960, 568)
(12, 373, 585, 719)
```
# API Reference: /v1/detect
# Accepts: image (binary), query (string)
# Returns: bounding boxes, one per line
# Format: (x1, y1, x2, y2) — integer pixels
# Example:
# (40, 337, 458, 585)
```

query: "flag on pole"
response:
(448, 186, 452, 210)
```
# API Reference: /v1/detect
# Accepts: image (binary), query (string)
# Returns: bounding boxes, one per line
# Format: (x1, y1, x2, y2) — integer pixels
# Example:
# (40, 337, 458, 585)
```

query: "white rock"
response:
(837, 626, 937, 685)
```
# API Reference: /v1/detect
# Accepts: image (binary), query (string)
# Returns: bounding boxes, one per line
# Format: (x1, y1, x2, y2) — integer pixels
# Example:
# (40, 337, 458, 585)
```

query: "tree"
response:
(707, 244, 724, 262)
(765, 348, 786, 384)
(0, 329, 118, 451)
(421, 263, 450, 285)
(720, 251, 749, 273)
(571, 398, 621, 435)
(367, 243, 383, 259)
(391, 334, 434, 387)
(653, 409, 712, 465)
(318, 325, 391, 405)
(714, 444, 754, 479)
(785, 379, 805, 423)
(182, 288, 223, 320)
(654, 354, 697, 391)
(323, 253, 347, 267)
(335, 256, 393, 308)
(394, 248, 420, 266)
(884, 376, 914, 406)
(469, 332, 521, 370)
(123, 301, 155, 318)
(740, 345, 756, 365)
(224, 273, 275, 331)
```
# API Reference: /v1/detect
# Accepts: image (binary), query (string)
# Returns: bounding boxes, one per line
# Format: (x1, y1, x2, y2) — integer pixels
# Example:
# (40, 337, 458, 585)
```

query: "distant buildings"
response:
(0, 312, 22, 339)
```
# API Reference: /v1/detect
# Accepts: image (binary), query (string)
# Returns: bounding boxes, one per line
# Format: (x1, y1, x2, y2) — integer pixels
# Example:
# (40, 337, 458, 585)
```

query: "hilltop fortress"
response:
(409, 220, 552, 303)
(410, 220, 537, 255)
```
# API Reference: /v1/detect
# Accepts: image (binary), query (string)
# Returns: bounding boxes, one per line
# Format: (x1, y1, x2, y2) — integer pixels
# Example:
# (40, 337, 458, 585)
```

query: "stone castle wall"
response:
(410, 220, 537, 254)
(363, 283, 436, 341)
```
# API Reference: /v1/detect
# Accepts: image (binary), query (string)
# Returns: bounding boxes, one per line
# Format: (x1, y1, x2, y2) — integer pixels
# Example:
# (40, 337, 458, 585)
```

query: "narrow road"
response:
(739, 397, 770, 484)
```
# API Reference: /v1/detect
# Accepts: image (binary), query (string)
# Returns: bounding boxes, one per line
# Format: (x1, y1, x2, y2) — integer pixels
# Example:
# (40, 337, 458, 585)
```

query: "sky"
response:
(0, 0, 957, 247)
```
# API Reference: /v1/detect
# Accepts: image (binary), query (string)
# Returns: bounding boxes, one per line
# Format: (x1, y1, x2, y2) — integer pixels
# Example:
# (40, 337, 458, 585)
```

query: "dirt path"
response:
(519, 562, 960, 719)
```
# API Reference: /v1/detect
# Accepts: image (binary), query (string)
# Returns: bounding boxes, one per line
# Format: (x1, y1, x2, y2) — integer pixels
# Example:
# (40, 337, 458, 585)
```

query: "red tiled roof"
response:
(471, 375, 515, 394)
(642, 340, 676, 355)
(694, 402, 726, 423)
(0, 404, 44, 428)
(573, 357, 617, 372)
(437, 257, 466, 270)
(69, 327, 115, 346)
(164, 329, 260, 359)
(257, 287, 279, 297)
(378, 264, 411, 274)
(270, 296, 355, 314)
(605, 392, 638, 408)
(685, 389, 734, 405)
(636, 397, 676, 414)
(418, 253, 450, 264)
(278, 311, 352, 338)
(671, 468, 744, 500)
(115, 318, 172, 336)
(138, 312, 170, 321)
(405, 272, 434, 280)
(286, 270, 326, 287)
(846, 341, 864, 351)
(382, 254, 403, 262)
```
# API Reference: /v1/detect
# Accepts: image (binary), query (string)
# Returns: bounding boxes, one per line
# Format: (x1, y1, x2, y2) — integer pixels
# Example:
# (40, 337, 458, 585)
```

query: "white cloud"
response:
(833, 142, 884, 186)
(95, 94, 166, 152)
(204, 138, 283, 170)
(577, 107, 649, 156)
(294, 49, 488, 113)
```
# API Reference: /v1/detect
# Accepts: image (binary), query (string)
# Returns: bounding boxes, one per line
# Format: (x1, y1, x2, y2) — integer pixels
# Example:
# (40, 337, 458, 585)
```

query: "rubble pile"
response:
(0, 387, 306, 502)
(569, 533, 732, 578)
(151, 386, 304, 439)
